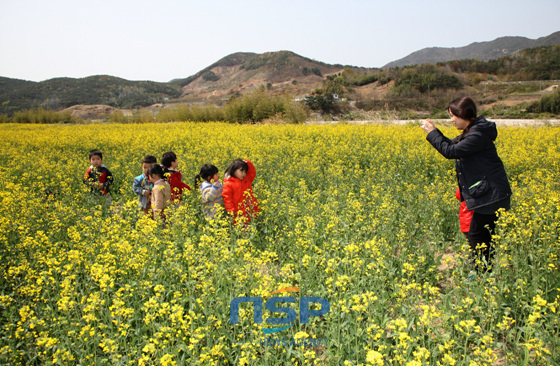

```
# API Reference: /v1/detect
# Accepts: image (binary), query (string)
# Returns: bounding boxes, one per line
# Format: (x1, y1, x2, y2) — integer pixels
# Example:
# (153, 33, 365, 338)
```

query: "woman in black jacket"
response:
(421, 97, 511, 273)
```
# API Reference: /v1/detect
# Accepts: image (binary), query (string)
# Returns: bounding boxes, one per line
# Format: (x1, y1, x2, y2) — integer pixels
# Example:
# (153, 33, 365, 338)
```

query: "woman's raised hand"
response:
(421, 119, 436, 134)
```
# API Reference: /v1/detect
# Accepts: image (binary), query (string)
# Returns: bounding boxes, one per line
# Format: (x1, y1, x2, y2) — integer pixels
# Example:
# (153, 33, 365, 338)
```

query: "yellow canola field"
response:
(0, 122, 559, 365)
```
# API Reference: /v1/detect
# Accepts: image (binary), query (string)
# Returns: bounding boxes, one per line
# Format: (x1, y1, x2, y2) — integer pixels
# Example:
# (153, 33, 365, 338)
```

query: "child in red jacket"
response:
(222, 158, 259, 224)
(161, 151, 191, 205)
(456, 187, 473, 239)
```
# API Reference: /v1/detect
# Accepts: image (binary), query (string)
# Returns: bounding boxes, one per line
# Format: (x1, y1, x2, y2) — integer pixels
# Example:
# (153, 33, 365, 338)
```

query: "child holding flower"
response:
(83, 149, 113, 206)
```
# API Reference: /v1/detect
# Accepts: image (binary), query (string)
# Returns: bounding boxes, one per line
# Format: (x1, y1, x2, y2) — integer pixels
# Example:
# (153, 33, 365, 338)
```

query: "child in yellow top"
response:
(147, 163, 171, 223)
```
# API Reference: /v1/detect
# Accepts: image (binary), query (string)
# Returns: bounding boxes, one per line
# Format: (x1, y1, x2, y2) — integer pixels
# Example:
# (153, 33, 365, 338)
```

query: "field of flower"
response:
(0, 122, 559, 365)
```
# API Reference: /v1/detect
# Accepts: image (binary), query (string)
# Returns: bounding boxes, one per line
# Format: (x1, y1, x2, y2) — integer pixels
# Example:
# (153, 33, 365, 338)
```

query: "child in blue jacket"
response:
(133, 155, 157, 216)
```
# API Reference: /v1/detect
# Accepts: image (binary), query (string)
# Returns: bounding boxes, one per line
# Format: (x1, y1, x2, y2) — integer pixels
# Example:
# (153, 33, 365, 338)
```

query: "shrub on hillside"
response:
(528, 88, 560, 114)
(392, 65, 463, 95)
(202, 71, 220, 82)
(302, 67, 322, 77)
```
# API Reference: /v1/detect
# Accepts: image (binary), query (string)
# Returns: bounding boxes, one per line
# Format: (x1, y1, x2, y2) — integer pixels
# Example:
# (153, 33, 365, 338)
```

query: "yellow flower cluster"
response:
(0, 122, 558, 365)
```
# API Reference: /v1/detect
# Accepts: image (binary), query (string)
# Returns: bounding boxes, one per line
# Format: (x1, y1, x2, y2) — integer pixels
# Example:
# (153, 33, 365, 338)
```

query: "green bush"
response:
(131, 110, 155, 123)
(528, 88, 560, 114)
(108, 110, 129, 123)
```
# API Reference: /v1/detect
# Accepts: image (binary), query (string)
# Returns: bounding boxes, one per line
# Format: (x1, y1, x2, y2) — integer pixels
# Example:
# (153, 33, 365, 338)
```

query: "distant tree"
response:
(392, 65, 462, 95)
(321, 74, 345, 96)
(528, 88, 560, 113)
(283, 98, 309, 123)
(41, 97, 62, 110)
(311, 67, 322, 77)
(304, 94, 338, 114)
(108, 110, 128, 123)
(302, 67, 322, 77)
(131, 109, 155, 123)
(223, 86, 308, 123)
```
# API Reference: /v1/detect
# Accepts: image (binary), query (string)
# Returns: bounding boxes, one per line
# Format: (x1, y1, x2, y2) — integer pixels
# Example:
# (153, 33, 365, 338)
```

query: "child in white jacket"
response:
(194, 164, 224, 219)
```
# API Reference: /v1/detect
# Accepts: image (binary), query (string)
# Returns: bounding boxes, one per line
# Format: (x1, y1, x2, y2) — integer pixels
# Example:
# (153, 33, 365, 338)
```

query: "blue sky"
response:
(1, 0, 559, 82)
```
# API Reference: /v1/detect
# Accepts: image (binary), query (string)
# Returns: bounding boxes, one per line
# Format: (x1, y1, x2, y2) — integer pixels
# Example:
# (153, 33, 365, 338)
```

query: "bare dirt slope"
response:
(63, 105, 116, 120)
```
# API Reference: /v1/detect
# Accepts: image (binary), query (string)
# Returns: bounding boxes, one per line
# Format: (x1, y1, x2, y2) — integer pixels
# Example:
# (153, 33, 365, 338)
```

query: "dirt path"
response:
(308, 119, 560, 126)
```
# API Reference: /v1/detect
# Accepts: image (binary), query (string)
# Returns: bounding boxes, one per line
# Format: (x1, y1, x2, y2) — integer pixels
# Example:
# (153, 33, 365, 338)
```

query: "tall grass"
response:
(10, 108, 80, 124)
(157, 87, 309, 124)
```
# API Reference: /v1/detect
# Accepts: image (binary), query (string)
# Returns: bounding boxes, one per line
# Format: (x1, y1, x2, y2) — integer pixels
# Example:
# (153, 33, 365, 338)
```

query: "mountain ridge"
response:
(1, 31, 559, 116)
(383, 31, 560, 68)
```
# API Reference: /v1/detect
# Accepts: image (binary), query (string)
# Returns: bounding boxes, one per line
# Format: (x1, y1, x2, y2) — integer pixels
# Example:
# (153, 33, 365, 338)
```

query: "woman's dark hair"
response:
(450, 97, 478, 143)
(89, 149, 103, 159)
(147, 163, 164, 178)
(449, 97, 477, 121)
(161, 151, 177, 169)
(194, 164, 219, 188)
(142, 155, 157, 164)
(224, 159, 248, 178)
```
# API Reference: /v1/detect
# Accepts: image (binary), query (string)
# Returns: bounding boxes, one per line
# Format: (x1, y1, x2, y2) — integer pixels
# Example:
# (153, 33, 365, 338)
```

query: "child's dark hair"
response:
(224, 159, 248, 177)
(194, 164, 219, 188)
(147, 163, 164, 178)
(161, 151, 177, 169)
(89, 149, 103, 159)
(142, 155, 157, 164)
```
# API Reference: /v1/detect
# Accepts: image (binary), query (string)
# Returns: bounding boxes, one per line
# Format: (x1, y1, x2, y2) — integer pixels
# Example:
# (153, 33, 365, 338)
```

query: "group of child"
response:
(131, 151, 191, 222)
(84, 149, 469, 240)
(83, 149, 259, 224)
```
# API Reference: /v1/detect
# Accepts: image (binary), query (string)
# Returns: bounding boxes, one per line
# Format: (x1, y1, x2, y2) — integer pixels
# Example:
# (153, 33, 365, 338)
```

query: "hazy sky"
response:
(1, 0, 559, 82)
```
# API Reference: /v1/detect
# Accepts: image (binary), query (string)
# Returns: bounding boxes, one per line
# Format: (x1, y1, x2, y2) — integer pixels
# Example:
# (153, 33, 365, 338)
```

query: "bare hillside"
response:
(174, 51, 376, 102)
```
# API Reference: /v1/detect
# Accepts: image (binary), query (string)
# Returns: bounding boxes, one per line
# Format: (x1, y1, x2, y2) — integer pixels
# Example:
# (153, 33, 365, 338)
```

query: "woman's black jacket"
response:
(426, 116, 511, 211)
